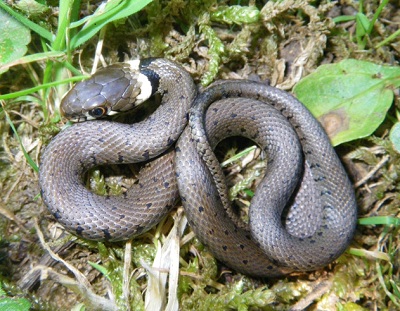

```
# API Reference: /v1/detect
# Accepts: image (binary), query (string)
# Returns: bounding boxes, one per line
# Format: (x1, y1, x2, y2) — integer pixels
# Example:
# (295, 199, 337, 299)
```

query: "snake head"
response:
(61, 61, 155, 122)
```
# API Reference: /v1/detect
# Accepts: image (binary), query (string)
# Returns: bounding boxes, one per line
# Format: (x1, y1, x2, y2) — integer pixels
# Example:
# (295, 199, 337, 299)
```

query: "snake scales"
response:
(39, 58, 357, 277)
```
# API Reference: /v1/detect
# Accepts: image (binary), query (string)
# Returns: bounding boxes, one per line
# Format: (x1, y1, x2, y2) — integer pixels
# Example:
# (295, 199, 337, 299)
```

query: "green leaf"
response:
(88, 261, 111, 281)
(0, 7, 31, 71)
(389, 122, 400, 153)
(0, 297, 31, 311)
(293, 59, 400, 146)
(0, 2, 52, 41)
(355, 12, 370, 37)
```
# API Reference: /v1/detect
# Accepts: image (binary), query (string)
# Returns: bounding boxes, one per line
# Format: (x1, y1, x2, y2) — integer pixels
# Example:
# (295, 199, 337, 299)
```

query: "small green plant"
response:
(332, 0, 398, 49)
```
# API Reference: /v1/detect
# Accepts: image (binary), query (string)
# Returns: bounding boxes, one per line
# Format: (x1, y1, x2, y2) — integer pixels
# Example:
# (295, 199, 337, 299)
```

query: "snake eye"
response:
(89, 107, 107, 118)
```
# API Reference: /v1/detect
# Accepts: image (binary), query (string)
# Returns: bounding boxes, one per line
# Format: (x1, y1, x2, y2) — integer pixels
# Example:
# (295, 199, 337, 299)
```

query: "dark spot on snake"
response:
(53, 211, 61, 219)
(112, 207, 117, 211)
(103, 230, 112, 240)
(175, 172, 180, 177)
(118, 154, 124, 163)
(198, 206, 204, 213)
(318, 232, 323, 236)
(91, 155, 97, 165)
(310, 240, 316, 244)
(213, 120, 218, 125)
(139, 183, 144, 188)
(321, 190, 331, 196)
(231, 113, 237, 118)
(136, 226, 145, 234)
(209, 229, 214, 235)
(240, 244, 245, 249)
(222, 245, 228, 251)
(142, 150, 150, 160)
(98, 138, 105, 143)
(212, 108, 218, 112)
(240, 127, 246, 133)
(167, 137, 174, 146)
(245, 234, 251, 240)
(175, 146, 181, 152)
(243, 260, 248, 264)
(120, 214, 125, 219)
(105, 195, 111, 200)
(146, 203, 152, 209)
(299, 238, 304, 242)
(224, 230, 229, 235)
(251, 131, 259, 139)
(227, 129, 232, 134)
(267, 265, 274, 270)
(164, 182, 170, 188)
(153, 177, 158, 182)
(76, 226, 84, 235)
(314, 176, 326, 182)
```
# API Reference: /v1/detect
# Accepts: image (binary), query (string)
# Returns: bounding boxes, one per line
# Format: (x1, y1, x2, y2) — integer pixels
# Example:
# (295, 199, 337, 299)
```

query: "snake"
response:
(39, 58, 357, 277)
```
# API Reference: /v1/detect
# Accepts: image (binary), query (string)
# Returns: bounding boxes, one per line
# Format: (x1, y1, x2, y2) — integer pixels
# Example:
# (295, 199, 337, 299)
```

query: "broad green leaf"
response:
(293, 59, 400, 146)
(389, 122, 400, 153)
(0, 297, 31, 311)
(0, 2, 52, 41)
(0, 7, 31, 71)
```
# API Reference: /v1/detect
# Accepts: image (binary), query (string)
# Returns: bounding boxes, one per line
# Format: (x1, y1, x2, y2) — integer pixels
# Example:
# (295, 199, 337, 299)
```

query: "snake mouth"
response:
(67, 115, 90, 123)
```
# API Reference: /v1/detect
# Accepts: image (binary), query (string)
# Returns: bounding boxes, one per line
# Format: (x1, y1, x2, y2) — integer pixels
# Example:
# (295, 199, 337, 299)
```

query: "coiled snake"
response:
(39, 58, 357, 277)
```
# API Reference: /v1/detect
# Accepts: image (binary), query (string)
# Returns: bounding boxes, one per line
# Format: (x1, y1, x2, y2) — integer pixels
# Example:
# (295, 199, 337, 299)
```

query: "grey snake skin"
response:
(39, 58, 357, 277)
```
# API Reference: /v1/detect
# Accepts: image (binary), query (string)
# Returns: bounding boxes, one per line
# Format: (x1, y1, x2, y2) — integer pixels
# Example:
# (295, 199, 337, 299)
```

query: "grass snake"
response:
(39, 58, 357, 277)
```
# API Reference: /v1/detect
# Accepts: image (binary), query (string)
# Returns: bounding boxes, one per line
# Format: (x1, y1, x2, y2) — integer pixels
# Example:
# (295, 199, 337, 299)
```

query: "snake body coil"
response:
(39, 58, 357, 277)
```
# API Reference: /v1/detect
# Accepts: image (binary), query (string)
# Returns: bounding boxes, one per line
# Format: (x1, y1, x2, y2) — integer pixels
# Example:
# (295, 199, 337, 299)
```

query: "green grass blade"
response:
(358, 216, 400, 226)
(0, 51, 65, 72)
(1, 104, 39, 172)
(0, 76, 87, 101)
(70, 0, 152, 49)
